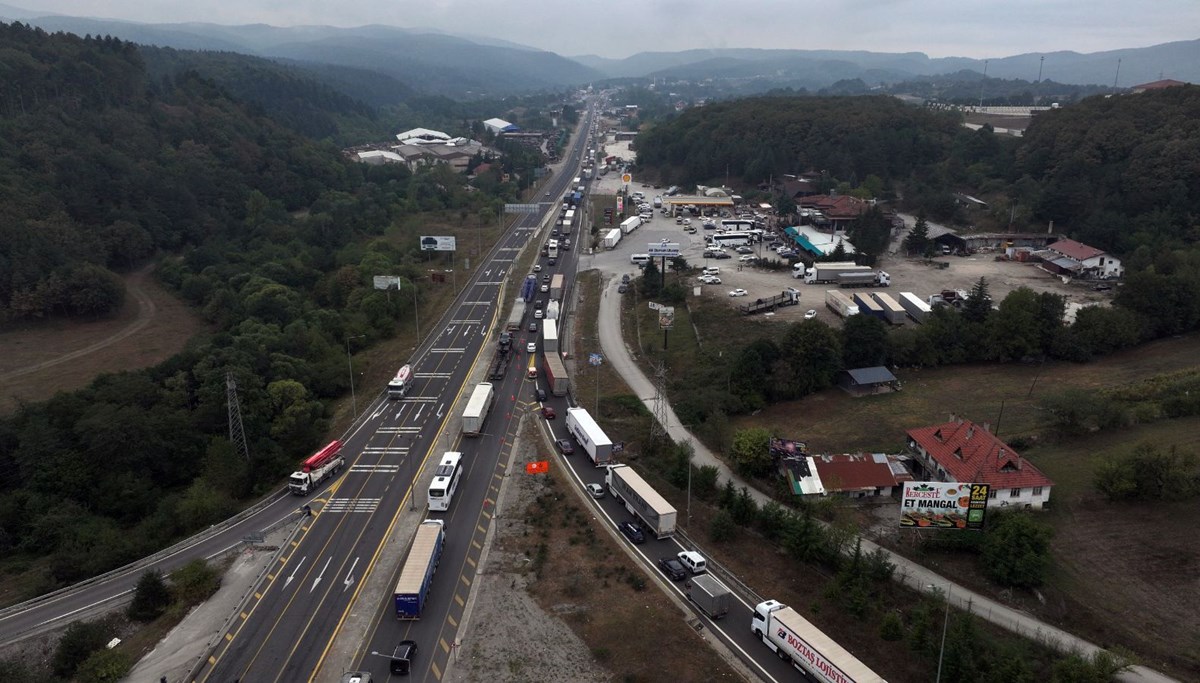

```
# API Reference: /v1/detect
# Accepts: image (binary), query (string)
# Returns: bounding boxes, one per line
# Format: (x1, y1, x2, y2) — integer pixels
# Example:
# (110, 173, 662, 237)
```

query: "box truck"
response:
(566, 407, 612, 466)
(606, 464, 677, 538)
(461, 382, 494, 437)
(686, 574, 732, 620)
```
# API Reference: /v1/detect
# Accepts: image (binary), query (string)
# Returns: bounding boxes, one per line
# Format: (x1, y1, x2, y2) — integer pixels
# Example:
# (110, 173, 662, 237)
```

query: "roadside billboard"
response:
(900, 482, 991, 530)
(420, 236, 457, 252)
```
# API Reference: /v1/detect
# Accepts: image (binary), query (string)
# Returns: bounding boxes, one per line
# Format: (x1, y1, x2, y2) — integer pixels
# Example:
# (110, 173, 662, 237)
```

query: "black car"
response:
(534, 387, 547, 402)
(548, 258, 557, 265)
(555, 438, 575, 455)
(617, 283, 628, 293)
(713, 252, 732, 260)
(658, 557, 687, 581)
(390, 640, 417, 675)
(618, 521, 646, 544)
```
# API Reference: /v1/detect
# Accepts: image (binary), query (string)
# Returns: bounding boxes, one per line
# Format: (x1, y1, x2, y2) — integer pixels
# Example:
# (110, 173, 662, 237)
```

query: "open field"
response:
(0, 267, 208, 414)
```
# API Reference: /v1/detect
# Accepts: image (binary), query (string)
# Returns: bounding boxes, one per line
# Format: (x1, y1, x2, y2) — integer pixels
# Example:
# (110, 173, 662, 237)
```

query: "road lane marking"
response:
(310, 557, 331, 593)
(285, 556, 306, 588)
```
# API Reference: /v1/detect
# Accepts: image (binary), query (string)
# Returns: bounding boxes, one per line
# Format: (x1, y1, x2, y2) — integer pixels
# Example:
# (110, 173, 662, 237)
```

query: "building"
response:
(797, 194, 871, 229)
(395, 128, 452, 145)
(355, 150, 405, 165)
(1131, 79, 1189, 93)
(1039, 238, 1123, 279)
(483, 118, 518, 135)
(783, 225, 856, 257)
(838, 367, 900, 396)
(906, 417, 1054, 510)
(811, 453, 914, 499)
(390, 139, 484, 173)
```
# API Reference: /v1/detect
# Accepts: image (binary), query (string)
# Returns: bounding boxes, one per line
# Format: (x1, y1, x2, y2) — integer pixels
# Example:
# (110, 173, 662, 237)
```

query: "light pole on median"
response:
(345, 334, 367, 419)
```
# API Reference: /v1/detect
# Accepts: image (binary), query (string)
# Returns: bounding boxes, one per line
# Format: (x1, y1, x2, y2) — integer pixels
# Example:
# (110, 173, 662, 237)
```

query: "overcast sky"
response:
(21, 0, 1200, 59)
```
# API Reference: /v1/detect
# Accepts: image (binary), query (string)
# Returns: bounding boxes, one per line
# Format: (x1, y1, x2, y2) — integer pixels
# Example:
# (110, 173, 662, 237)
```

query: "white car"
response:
(586, 483, 605, 499)
(739, 255, 757, 262)
(527, 342, 537, 353)
(540, 284, 549, 292)
(699, 275, 722, 285)
(533, 264, 542, 272)
(728, 288, 747, 297)
(804, 309, 818, 319)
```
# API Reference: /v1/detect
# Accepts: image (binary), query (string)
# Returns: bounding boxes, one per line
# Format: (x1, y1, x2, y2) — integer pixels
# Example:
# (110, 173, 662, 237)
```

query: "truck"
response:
(582, 168, 592, 180)
(793, 260, 856, 279)
(853, 292, 885, 320)
(605, 464, 677, 538)
(288, 441, 345, 495)
(872, 292, 906, 325)
(387, 364, 413, 399)
(521, 275, 537, 302)
(394, 520, 446, 619)
(739, 287, 801, 315)
(461, 382, 494, 437)
(550, 274, 565, 300)
(825, 290, 860, 318)
(751, 600, 886, 683)
(838, 270, 890, 288)
(542, 318, 559, 353)
(544, 353, 569, 396)
(603, 228, 622, 249)
(566, 407, 613, 466)
(899, 291, 932, 323)
(545, 300, 560, 320)
(504, 298, 525, 332)
(803, 263, 872, 284)
(653, 195, 663, 208)
(620, 216, 642, 235)
(686, 574, 732, 620)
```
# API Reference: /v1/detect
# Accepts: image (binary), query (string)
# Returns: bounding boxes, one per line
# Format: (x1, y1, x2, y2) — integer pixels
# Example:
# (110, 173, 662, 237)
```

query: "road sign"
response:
(588, 353, 603, 367)
(505, 203, 541, 214)
(420, 236, 456, 251)
(647, 242, 680, 258)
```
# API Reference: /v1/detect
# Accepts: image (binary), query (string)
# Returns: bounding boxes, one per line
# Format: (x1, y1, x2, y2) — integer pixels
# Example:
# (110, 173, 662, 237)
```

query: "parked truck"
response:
(825, 290, 861, 318)
(606, 464, 677, 538)
(566, 407, 613, 466)
(621, 216, 642, 235)
(603, 228, 622, 249)
(872, 292, 906, 325)
(550, 274, 565, 300)
(794, 261, 858, 280)
(853, 292, 885, 320)
(288, 441, 345, 495)
(461, 382, 494, 437)
(686, 574, 732, 620)
(751, 600, 886, 683)
(542, 318, 559, 353)
(804, 263, 872, 284)
(739, 287, 801, 315)
(838, 270, 890, 288)
(899, 291, 932, 323)
(544, 353, 569, 396)
(394, 520, 446, 619)
(387, 364, 413, 399)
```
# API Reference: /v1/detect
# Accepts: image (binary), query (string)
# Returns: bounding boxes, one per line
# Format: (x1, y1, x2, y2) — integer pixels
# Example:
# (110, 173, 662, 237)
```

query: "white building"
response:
(1046, 238, 1123, 279)
(395, 128, 452, 145)
(483, 118, 516, 135)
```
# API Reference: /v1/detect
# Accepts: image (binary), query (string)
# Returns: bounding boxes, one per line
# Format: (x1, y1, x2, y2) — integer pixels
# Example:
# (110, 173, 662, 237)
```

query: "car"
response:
(552, 229, 559, 237)
(534, 309, 544, 319)
(736, 246, 754, 254)
(618, 521, 646, 544)
(728, 288, 747, 297)
(698, 276, 722, 285)
(677, 550, 707, 574)
(617, 283, 628, 293)
(675, 217, 683, 224)
(658, 556, 687, 581)
(548, 258, 557, 266)
(533, 264, 542, 272)
(389, 639, 417, 675)
(685, 227, 697, 234)
(527, 341, 537, 353)
(682, 218, 691, 225)
(541, 405, 556, 419)
(543, 274, 551, 282)
(528, 321, 538, 332)
(586, 483, 605, 499)
(555, 438, 575, 455)
(534, 387, 547, 402)
(544, 191, 550, 197)
(1093, 283, 1113, 291)
(540, 284, 549, 292)
(713, 252, 732, 260)
(804, 309, 818, 319)
(739, 255, 757, 263)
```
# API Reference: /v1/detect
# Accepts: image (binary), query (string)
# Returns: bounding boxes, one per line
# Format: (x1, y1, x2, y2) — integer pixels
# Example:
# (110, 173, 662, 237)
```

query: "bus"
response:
(427, 452, 464, 512)
(721, 219, 755, 233)
(548, 239, 559, 259)
(708, 232, 754, 248)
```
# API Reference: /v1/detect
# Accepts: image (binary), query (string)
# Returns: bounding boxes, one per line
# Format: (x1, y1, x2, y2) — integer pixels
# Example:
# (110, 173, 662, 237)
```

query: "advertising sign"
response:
(647, 242, 681, 258)
(658, 306, 674, 330)
(769, 437, 809, 458)
(621, 173, 632, 184)
(420, 236, 457, 251)
(373, 275, 403, 290)
(900, 482, 991, 530)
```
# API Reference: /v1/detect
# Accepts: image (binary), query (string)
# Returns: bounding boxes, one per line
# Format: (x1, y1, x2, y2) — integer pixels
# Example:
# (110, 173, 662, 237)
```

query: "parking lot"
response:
(579, 128, 1107, 324)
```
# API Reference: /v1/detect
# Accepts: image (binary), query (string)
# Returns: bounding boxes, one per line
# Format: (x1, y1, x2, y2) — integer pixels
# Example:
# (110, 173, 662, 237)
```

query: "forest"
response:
(0, 23, 541, 590)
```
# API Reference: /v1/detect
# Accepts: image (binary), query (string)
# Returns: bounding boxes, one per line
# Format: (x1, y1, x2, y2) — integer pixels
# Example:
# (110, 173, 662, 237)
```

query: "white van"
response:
(677, 550, 707, 574)
(630, 254, 651, 266)
(702, 266, 720, 276)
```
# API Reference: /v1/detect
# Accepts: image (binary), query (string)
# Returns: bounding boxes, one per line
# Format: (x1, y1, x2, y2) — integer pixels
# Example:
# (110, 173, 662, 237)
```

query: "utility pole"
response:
(1113, 58, 1122, 88)
(345, 334, 366, 418)
(226, 371, 249, 461)
(978, 60, 988, 109)
(1037, 55, 1044, 83)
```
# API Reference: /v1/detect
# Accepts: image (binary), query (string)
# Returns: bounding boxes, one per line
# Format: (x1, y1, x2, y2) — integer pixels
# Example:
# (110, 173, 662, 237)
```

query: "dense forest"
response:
(0, 23, 537, 588)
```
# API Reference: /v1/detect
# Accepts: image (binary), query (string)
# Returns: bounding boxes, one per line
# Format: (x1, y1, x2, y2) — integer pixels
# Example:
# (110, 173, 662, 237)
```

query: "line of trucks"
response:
(603, 214, 646, 249)
(825, 289, 932, 324)
(796, 262, 891, 288)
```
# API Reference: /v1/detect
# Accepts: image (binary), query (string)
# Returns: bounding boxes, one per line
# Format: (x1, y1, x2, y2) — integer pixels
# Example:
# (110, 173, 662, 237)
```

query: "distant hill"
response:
(574, 41, 1200, 88)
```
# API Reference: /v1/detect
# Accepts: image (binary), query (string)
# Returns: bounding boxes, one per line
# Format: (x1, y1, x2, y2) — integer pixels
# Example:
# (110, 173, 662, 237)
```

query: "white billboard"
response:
(647, 242, 681, 258)
(420, 236, 457, 252)
(373, 276, 404, 290)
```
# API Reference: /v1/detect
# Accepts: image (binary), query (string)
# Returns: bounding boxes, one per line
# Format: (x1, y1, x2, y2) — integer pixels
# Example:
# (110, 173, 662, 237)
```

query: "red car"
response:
(541, 405, 556, 419)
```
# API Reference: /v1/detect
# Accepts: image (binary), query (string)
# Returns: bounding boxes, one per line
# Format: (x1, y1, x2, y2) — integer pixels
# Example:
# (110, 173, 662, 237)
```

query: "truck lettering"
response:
(781, 628, 854, 683)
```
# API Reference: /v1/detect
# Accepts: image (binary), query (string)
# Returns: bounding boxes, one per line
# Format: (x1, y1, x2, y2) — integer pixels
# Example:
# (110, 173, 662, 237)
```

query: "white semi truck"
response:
(751, 600, 886, 683)
(461, 382, 494, 437)
(605, 464, 677, 538)
(566, 407, 612, 466)
(825, 290, 861, 318)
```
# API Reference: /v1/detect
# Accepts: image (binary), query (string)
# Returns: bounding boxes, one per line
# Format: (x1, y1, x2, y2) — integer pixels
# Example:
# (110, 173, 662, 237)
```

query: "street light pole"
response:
(345, 334, 366, 418)
(935, 584, 951, 683)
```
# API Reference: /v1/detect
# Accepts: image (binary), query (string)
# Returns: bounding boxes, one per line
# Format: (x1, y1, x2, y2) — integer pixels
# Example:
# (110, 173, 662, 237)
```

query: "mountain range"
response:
(2, 4, 1195, 96)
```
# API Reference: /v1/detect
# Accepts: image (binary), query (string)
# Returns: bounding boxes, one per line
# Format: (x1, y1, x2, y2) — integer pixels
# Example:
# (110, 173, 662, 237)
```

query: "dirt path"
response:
(0, 267, 157, 383)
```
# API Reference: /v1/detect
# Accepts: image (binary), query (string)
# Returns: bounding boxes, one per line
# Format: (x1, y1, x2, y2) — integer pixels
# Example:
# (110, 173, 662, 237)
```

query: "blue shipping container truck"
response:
(394, 520, 446, 619)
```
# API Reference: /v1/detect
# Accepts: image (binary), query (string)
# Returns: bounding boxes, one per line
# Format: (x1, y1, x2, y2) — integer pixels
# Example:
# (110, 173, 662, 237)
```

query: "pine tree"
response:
(904, 212, 932, 256)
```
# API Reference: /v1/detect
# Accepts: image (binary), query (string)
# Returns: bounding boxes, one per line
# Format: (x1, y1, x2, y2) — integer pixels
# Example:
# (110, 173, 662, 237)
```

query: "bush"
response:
(170, 559, 221, 606)
(879, 611, 904, 641)
(709, 510, 737, 542)
(75, 648, 134, 683)
(127, 569, 171, 622)
(53, 620, 112, 678)
(980, 513, 1053, 589)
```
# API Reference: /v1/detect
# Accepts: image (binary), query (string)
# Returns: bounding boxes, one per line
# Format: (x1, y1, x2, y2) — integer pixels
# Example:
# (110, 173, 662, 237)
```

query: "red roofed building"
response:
(797, 193, 872, 229)
(907, 417, 1054, 509)
(810, 453, 914, 499)
(1043, 238, 1123, 280)
(1131, 79, 1189, 93)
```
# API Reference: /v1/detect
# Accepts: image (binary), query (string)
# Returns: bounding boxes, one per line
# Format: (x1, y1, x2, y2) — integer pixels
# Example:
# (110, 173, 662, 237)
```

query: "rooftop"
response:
(907, 419, 1054, 490)
(1049, 238, 1106, 262)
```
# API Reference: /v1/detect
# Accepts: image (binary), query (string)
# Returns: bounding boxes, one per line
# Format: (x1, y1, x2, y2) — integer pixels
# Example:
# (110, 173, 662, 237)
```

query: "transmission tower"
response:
(649, 361, 669, 443)
(226, 371, 250, 461)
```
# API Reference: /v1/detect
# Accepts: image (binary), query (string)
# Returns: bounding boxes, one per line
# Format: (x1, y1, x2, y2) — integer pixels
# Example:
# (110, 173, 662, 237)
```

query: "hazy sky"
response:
(20, 0, 1200, 59)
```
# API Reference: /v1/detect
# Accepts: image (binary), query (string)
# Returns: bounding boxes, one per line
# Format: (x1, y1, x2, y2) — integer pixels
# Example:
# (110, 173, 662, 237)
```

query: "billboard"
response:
(373, 275, 403, 290)
(769, 437, 809, 459)
(900, 482, 991, 530)
(420, 236, 457, 251)
(647, 242, 680, 258)
(658, 306, 674, 330)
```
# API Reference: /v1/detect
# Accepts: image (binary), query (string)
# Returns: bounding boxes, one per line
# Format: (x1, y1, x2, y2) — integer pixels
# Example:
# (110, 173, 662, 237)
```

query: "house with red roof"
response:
(906, 417, 1054, 510)
(810, 453, 914, 499)
(1038, 237, 1123, 280)
(797, 193, 872, 229)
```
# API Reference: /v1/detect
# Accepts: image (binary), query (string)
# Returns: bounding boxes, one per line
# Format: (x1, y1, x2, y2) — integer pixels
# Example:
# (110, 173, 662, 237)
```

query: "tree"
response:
(640, 258, 661, 297)
(903, 212, 932, 256)
(962, 277, 993, 324)
(778, 320, 842, 398)
(841, 313, 890, 368)
(127, 569, 171, 621)
(53, 620, 112, 678)
(709, 510, 737, 542)
(729, 426, 773, 477)
(980, 513, 1053, 588)
(75, 648, 134, 683)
